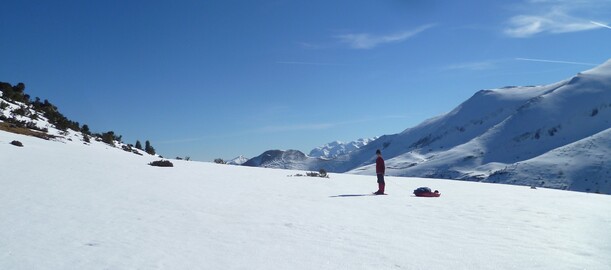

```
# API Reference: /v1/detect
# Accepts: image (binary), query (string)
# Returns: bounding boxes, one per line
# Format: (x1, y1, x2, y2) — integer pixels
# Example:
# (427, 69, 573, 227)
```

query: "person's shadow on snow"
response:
(329, 194, 374, 198)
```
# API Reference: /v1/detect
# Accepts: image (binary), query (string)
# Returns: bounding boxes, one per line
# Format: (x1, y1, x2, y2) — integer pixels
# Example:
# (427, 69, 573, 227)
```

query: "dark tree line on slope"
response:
(1, 82, 80, 131)
(1, 81, 156, 155)
(129, 139, 154, 155)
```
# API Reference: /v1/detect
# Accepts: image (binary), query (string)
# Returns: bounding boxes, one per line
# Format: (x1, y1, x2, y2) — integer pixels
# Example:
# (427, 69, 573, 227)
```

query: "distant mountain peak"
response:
(226, 155, 249, 165)
(242, 150, 309, 169)
(309, 137, 379, 159)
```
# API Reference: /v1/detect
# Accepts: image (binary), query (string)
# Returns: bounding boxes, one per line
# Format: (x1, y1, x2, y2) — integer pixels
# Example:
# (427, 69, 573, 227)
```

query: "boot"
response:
(374, 183, 384, 195)
(380, 183, 385, 194)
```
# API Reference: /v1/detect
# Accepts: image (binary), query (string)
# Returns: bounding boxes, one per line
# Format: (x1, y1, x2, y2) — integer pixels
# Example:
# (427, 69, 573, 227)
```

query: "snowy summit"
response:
(226, 155, 249, 165)
(309, 137, 379, 159)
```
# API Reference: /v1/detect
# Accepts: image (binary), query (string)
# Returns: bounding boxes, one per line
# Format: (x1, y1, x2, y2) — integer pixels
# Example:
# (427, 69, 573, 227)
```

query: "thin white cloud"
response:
(275, 61, 342, 66)
(337, 24, 435, 49)
(157, 123, 335, 143)
(157, 134, 237, 144)
(254, 123, 334, 133)
(591, 21, 611, 30)
(444, 61, 498, 71)
(504, 0, 611, 37)
(516, 57, 598, 66)
(505, 7, 599, 37)
(251, 114, 422, 134)
(157, 137, 210, 144)
(296, 42, 321, 49)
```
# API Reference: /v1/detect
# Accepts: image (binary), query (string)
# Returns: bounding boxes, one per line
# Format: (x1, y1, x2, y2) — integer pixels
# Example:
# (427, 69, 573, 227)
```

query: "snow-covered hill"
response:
(2, 128, 611, 269)
(245, 59, 611, 194)
(226, 155, 249, 165)
(0, 88, 155, 159)
(242, 149, 311, 169)
(309, 137, 378, 159)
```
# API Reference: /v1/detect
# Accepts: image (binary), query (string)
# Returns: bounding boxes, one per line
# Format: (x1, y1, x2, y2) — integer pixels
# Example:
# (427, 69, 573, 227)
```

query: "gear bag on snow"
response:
(414, 187, 432, 195)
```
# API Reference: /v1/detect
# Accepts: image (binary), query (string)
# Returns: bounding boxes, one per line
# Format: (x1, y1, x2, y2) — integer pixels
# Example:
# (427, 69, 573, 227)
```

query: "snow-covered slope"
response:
(484, 128, 611, 192)
(0, 95, 60, 136)
(1, 129, 610, 269)
(309, 137, 378, 159)
(245, 59, 611, 194)
(1, 90, 154, 158)
(352, 59, 611, 194)
(0, 97, 147, 157)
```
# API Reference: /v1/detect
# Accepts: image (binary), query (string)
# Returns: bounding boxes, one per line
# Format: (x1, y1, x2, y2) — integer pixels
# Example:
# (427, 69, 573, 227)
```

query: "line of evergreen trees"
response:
(1, 82, 80, 131)
(1, 81, 157, 155)
(132, 140, 156, 155)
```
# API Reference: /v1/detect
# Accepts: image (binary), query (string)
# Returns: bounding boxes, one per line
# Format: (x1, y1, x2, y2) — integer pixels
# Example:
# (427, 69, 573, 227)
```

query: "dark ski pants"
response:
(377, 174, 385, 184)
(376, 174, 385, 193)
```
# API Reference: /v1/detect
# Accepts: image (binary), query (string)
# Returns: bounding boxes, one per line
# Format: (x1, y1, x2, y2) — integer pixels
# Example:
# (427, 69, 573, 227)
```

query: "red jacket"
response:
(376, 156, 385, 175)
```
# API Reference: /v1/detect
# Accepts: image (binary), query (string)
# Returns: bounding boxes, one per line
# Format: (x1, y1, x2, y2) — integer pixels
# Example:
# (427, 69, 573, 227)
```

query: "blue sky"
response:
(1, 0, 610, 161)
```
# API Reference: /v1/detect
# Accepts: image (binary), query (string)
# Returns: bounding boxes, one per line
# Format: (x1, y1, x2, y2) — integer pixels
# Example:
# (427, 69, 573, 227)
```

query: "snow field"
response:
(1, 130, 610, 269)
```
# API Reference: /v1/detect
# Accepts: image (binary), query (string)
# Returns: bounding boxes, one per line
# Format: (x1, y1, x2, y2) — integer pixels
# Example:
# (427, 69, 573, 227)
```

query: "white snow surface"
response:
(2, 130, 611, 270)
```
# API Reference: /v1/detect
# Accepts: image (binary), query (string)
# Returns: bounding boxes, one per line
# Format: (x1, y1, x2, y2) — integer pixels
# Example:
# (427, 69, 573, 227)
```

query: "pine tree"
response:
(81, 124, 90, 135)
(11, 82, 26, 103)
(135, 140, 142, 150)
(102, 131, 115, 146)
(145, 140, 156, 155)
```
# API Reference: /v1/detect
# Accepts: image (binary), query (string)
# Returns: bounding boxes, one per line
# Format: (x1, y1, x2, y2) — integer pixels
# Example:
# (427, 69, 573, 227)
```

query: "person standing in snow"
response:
(374, 149, 385, 195)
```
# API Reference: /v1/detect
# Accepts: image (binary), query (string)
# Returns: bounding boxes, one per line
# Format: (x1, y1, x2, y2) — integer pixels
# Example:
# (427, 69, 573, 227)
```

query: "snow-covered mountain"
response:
(351, 59, 611, 194)
(245, 59, 611, 194)
(241, 137, 377, 170)
(242, 137, 378, 169)
(226, 155, 249, 165)
(309, 137, 378, 159)
(242, 149, 310, 169)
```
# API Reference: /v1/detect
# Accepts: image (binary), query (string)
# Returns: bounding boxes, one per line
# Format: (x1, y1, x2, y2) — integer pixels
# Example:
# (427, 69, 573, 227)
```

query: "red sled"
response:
(413, 187, 441, 197)
(415, 191, 441, 197)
